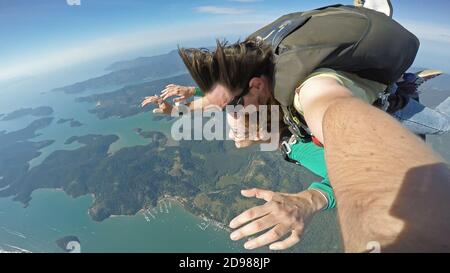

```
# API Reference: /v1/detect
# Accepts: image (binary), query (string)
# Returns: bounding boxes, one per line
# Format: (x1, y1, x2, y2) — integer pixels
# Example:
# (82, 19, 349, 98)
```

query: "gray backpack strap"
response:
(255, 16, 311, 53)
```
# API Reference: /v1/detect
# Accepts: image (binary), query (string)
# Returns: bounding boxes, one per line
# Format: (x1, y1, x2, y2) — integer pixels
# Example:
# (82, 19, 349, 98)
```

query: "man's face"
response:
(205, 76, 275, 149)
(204, 84, 235, 110)
(205, 76, 272, 109)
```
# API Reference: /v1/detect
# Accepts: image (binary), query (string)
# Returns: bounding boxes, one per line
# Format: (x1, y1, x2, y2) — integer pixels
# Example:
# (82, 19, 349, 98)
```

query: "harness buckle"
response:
(280, 137, 300, 165)
(281, 140, 292, 155)
(378, 92, 390, 112)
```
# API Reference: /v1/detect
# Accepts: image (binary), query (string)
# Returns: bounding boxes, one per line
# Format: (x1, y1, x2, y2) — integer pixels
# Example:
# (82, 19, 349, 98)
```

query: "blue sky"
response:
(1, 0, 450, 81)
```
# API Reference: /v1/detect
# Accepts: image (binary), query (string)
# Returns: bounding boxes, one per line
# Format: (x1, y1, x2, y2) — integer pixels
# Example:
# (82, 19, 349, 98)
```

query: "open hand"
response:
(229, 188, 327, 251)
(160, 84, 196, 103)
(140, 95, 174, 115)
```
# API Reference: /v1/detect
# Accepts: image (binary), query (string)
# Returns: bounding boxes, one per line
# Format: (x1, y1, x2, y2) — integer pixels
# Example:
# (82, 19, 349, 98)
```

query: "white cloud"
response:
(195, 6, 252, 15)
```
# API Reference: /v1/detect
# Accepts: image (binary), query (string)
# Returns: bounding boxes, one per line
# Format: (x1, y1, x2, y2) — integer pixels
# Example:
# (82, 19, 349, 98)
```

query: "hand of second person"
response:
(160, 84, 196, 103)
(229, 188, 327, 251)
(140, 95, 174, 115)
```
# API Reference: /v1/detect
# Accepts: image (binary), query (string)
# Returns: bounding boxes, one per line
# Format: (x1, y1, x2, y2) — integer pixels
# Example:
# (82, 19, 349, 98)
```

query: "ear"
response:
(248, 77, 265, 94)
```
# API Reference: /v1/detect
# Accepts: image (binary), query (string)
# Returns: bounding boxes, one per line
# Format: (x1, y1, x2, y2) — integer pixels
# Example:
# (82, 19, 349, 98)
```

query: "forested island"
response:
(0, 117, 55, 202)
(76, 74, 194, 119)
(1, 106, 53, 121)
(57, 118, 83, 128)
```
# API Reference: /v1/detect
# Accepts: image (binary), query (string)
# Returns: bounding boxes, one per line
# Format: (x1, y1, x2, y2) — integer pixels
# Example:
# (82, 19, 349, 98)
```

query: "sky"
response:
(1, 0, 450, 82)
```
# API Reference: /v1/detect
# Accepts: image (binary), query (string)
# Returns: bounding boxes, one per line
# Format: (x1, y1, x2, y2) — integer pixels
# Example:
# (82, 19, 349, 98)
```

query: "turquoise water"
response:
(0, 189, 245, 253)
(0, 66, 175, 169)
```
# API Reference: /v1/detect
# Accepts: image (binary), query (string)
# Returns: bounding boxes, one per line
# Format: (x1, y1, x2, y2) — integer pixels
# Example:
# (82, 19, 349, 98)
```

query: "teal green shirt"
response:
(287, 141, 336, 210)
(194, 87, 204, 97)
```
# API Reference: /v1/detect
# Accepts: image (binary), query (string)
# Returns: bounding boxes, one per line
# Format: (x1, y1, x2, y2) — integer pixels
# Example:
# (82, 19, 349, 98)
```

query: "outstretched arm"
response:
(298, 76, 450, 251)
(323, 97, 450, 252)
(141, 86, 212, 114)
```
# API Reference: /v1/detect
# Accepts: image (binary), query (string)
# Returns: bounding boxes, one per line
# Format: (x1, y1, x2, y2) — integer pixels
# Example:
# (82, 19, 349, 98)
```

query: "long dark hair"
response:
(178, 39, 275, 95)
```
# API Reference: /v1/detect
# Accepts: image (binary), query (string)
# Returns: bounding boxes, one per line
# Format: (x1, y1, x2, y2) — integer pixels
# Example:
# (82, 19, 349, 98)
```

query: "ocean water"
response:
(0, 189, 246, 253)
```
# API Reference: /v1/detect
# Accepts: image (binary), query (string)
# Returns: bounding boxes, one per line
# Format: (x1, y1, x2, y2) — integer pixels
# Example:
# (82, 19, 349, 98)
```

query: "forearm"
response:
(323, 97, 450, 252)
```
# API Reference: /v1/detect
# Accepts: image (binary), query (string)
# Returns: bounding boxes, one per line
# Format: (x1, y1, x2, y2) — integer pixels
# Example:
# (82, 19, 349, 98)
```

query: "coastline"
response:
(145, 194, 231, 233)
(26, 189, 230, 233)
(2, 188, 240, 253)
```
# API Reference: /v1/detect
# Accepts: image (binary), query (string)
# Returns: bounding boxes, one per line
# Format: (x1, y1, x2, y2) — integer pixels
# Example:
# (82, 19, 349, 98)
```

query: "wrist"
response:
(191, 86, 204, 97)
(304, 189, 328, 211)
(188, 86, 195, 97)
